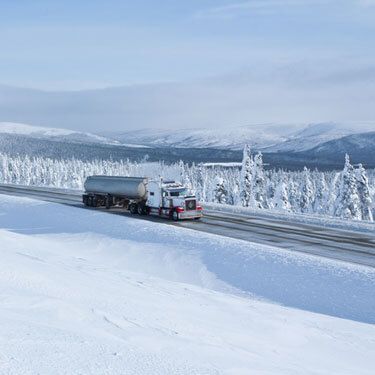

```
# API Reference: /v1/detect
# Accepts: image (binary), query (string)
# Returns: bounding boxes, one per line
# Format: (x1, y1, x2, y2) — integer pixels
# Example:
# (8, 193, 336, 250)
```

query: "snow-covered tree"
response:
(252, 152, 268, 209)
(313, 173, 328, 214)
(299, 167, 314, 213)
(240, 144, 253, 207)
(334, 154, 362, 220)
(356, 164, 373, 221)
(179, 160, 193, 193)
(214, 177, 228, 204)
(325, 172, 341, 217)
(287, 179, 299, 213)
(272, 176, 291, 212)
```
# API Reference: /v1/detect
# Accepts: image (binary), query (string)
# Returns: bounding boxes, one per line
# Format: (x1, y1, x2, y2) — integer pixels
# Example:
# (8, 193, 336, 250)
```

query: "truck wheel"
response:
(92, 196, 97, 207)
(172, 211, 179, 221)
(137, 205, 144, 215)
(130, 203, 137, 214)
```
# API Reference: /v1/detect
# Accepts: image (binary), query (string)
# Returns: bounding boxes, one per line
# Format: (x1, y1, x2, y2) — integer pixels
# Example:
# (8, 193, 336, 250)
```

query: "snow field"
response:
(0, 121, 113, 143)
(0, 194, 375, 374)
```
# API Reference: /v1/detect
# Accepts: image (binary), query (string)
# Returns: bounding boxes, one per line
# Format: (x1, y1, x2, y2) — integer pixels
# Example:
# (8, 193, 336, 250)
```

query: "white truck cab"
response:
(146, 180, 202, 220)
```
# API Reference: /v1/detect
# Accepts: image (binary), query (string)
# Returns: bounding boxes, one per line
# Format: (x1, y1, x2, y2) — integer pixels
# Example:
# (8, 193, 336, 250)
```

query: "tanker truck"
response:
(82, 176, 203, 221)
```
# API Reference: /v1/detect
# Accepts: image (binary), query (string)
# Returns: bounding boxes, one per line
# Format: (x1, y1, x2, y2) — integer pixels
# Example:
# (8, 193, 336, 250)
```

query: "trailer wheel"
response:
(172, 211, 179, 221)
(105, 195, 111, 209)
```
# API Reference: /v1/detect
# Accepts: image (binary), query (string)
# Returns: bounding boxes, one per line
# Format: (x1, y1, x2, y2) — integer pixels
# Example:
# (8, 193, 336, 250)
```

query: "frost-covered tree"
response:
(252, 152, 268, 209)
(326, 172, 341, 217)
(196, 163, 209, 202)
(299, 167, 314, 213)
(356, 164, 373, 221)
(313, 173, 328, 214)
(272, 176, 291, 212)
(287, 179, 299, 213)
(214, 177, 228, 204)
(179, 160, 193, 193)
(240, 144, 253, 207)
(334, 154, 362, 220)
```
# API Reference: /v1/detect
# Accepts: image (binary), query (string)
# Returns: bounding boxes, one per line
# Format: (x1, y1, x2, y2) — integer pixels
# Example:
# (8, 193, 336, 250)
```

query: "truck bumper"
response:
(179, 210, 203, 220)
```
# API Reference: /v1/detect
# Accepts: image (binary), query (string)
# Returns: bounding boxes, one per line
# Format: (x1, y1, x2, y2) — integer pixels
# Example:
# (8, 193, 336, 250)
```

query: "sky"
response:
(0, 0, 375, 131)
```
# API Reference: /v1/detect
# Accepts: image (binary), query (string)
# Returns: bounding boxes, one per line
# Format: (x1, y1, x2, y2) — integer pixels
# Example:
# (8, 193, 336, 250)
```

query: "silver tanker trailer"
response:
(83, 175, 203, 221)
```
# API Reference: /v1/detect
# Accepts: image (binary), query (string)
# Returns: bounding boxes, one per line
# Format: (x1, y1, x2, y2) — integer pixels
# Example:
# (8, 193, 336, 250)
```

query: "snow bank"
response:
(0, 195, 375, 374)
(1, 195, 374, 323)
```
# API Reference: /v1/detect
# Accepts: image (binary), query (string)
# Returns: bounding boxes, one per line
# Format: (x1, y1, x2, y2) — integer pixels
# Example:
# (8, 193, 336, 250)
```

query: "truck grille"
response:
(185, 199, 196, 211)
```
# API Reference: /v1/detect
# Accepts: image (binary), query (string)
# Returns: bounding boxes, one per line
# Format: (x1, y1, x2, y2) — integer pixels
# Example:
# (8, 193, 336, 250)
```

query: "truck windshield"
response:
(168, 188, 188, 197)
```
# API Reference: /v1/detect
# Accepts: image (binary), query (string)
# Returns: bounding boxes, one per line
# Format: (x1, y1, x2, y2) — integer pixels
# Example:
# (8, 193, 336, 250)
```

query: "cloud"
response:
(195, 0, 375, 19)
(1, 58, 374, 131)
(195, 0, 326, 19)
(358, 0, 375, 6)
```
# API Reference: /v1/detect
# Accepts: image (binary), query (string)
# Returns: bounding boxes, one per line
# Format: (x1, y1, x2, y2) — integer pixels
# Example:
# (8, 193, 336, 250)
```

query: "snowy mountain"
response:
(1, 122, 374, 169)
(262, 123, 374, 152)
(303, 131, 375, 166)
(104, 124, 304, 150)
(105, 123, 374, 151)
(1, 122, 373, 152)
(0, 122, 118, 145)
(0, 131, 242, 164)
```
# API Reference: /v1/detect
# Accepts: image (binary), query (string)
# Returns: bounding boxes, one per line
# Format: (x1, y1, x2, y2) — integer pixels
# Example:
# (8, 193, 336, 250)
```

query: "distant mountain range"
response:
(102, 122, 374, 152)
(0, 122, 374, 169)
(302, 131, 375, 166)
(0, 122, 117, 145)
(103, 124, 301, 150)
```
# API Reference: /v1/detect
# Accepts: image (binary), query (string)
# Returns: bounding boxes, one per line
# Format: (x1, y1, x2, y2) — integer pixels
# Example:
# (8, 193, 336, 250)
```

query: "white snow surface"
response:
(0, 194, 374, 374)
(106, 122, 375, 151)
(0, 122, 116, 144)
(262, 122, 375, 152)
(0, 122, 76, 136)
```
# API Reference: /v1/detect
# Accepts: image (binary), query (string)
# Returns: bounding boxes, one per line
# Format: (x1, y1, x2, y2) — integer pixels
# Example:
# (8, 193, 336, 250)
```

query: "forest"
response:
(0, 147, 374, 222)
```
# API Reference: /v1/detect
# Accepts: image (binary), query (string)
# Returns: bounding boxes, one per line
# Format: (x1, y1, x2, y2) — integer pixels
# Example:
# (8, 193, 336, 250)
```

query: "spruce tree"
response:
(356, 163, 373, 221)
(240, 144, 253, 207)
(273, 176, 291, 211)
(335, 154, 362, 220)
(299, 167, 314, 213)
(214, 177, 228, 204)
(252, 152, 268, 209)
(313, 173, 328, 214)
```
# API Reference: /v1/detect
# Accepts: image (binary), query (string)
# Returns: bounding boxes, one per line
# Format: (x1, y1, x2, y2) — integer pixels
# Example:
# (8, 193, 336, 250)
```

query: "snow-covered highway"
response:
(0, 183, 374, 268)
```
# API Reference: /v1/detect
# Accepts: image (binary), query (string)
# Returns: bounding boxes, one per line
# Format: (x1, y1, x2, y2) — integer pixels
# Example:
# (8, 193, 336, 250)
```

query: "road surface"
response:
(0, 183, 374, 268)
